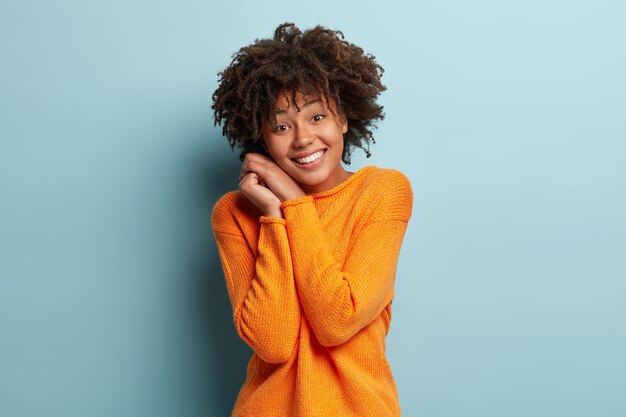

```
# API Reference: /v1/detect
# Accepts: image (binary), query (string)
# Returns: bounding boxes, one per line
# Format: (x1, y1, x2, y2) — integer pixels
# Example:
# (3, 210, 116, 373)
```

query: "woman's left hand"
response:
(240, 153, 306, 202)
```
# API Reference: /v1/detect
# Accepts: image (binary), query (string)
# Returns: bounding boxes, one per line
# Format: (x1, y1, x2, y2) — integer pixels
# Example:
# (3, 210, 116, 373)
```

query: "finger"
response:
(239, 171, 255, 183)
(240, 163, 254, 180)
(240, 158, 257, 179)
(240, 167, 259, 183)
(240, 172, 263, 190)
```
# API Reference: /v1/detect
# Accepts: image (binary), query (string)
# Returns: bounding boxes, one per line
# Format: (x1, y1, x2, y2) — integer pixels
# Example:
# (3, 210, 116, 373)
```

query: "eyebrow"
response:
(274, 98, 323, 114)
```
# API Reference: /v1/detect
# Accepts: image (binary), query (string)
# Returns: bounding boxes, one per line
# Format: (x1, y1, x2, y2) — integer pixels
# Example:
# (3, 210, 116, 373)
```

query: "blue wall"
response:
(1, 1, 625, 416)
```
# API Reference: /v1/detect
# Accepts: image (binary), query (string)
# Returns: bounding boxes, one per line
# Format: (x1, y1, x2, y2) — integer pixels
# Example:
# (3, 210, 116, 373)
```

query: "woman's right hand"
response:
(239, 171, 283, 218)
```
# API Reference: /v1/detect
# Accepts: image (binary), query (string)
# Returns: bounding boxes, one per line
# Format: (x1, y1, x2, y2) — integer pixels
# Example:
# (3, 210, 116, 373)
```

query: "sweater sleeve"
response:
(280, 172, 412, 347)
(212, 196, 301, 363)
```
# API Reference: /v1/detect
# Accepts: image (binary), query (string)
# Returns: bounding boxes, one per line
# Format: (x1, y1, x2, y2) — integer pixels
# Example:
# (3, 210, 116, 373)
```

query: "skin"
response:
(239, 91, 352, 219)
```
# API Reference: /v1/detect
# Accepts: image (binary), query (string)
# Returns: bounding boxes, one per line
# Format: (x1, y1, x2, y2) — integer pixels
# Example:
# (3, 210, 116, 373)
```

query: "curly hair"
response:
(211, 22, 386, 164)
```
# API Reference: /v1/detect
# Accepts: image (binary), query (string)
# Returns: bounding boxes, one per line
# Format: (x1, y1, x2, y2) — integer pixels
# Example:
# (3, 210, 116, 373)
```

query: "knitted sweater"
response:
(211, 165, 413, 417)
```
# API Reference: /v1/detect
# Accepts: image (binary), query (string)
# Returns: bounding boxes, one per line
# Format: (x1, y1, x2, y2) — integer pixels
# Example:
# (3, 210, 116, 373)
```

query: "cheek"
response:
(324, 127, 345, 148)
(262, 136, 278, 153)
(264, 139, 289, 161)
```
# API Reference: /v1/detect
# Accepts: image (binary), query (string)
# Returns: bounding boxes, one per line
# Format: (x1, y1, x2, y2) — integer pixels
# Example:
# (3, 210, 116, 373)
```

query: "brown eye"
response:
(312, 114, 325, 122)
(274, 124, 288, 133)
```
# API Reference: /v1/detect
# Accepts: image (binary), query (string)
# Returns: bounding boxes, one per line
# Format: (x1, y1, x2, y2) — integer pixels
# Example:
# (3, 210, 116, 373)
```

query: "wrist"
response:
(262, 206, 283, 219)
(278, 188, 306, 202)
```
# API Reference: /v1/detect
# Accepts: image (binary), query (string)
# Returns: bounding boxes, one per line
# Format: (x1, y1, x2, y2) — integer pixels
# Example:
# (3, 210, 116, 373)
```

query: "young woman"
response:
(211, 22, 413, 417)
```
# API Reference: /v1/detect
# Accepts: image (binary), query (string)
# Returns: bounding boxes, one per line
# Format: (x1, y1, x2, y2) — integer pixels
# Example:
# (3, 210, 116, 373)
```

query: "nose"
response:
(293, 123, 314, 148)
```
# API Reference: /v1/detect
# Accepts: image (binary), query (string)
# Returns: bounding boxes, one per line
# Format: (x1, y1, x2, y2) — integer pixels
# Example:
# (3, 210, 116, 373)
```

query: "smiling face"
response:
(262, 90, 352, 195)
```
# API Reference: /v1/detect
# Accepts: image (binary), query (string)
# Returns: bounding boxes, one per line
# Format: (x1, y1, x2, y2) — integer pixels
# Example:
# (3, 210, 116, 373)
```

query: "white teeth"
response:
(296, 150, 324, 164)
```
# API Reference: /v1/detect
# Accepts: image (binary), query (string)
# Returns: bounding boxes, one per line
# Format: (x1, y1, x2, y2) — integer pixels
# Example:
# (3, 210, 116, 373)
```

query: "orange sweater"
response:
(211, 166, 413, 417)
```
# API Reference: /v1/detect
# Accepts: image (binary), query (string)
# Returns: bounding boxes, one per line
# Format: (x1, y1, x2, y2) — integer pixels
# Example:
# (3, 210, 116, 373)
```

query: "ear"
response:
(340, 113, 348, 134)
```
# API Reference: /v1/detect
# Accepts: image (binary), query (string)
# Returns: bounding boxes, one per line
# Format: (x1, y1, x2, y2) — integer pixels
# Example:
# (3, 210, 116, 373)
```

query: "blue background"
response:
(1, 1, 625, 416)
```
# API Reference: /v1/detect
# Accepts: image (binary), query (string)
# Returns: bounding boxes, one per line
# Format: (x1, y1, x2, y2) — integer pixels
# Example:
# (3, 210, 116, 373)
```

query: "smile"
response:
(293, 150, 326, 165)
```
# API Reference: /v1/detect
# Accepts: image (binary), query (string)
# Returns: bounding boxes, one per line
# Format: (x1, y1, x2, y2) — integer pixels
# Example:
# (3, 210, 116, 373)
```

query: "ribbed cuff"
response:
(259, 216, 286, 225)
(280, 195, 314, 209)
(281, 196, 322, 239)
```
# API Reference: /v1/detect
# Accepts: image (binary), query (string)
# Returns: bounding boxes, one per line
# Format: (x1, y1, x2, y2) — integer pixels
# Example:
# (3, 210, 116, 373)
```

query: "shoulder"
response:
(360, 166, 412, 203)
(367, 167, 412, 193)
(211, 191, 260, 235)
(360, 166, 413, 223)
(212, 191, 241, 215)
